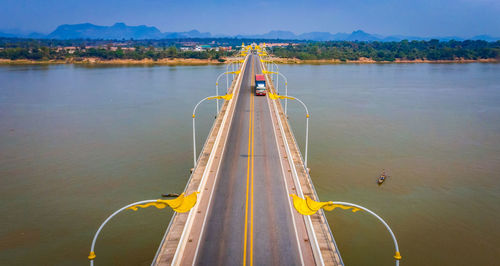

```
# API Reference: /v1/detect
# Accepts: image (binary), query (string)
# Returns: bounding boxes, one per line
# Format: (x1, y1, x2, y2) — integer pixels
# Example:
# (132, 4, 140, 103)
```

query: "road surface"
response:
(193, 54, 309, 265)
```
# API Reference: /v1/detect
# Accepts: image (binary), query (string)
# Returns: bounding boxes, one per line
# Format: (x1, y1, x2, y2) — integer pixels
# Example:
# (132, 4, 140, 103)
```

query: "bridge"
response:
(89, 45, 401, 266)
(152, 47, 342, 265)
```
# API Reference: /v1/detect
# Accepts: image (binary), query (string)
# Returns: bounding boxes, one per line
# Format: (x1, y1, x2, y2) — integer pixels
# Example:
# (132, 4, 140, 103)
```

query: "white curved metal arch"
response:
(89, 199, 159, 266)
(328, 201, 401, 266)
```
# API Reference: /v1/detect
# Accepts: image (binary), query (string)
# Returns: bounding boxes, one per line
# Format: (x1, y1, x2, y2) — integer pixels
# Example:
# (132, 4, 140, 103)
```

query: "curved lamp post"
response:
(291, 196, 402, 265)
(88, 193, 198, 265)
(269, 93, 309, 168)
(225, 61, 236, 88)
(265, 60, 279, 84)
(88, 199, 162, 266)
(215, 71, 240, 113)
(329, 201, 402, 266)
(192, 94, 233, 167)
(264, 70, 289, 115)
(271, 62, 279, 83)
(228, 59, 244, 75)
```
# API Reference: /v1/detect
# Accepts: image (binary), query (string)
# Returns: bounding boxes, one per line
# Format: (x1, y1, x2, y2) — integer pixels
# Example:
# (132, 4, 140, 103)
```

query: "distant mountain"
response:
(296, 32, 347, 41)
(238, 30, 388, 41)
(296, 32, 335, 41)
(0, 29, 45, 38)
(45, 23, 212, 39)
(47, 23, 164, 39)
(2, 23, 499, 42)
(238, 30, 298, 40)
(470, 35, 500, 42)
(0, 32, 16, 38)
(345, 30, 380, 41)
(235, 30, 500, 42)
(164, 30, 212, 39)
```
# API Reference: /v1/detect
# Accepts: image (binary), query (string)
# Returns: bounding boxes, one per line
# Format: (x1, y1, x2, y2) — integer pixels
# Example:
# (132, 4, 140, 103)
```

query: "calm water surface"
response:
(0, 63, 499, 265)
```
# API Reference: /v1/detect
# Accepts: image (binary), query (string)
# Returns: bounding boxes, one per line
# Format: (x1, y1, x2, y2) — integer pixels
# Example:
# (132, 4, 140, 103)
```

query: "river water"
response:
(0, 63, 499, 265)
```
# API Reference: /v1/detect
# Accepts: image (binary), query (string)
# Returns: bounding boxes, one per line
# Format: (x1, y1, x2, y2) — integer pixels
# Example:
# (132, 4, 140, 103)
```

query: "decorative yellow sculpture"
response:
(207, 93, 233, 101)
(127, 192, 198, 213)
(290, 194, 361, 215)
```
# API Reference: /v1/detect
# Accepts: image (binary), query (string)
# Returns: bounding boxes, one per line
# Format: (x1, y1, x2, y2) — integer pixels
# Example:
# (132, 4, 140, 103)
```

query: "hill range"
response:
(1, 23, 499, 42)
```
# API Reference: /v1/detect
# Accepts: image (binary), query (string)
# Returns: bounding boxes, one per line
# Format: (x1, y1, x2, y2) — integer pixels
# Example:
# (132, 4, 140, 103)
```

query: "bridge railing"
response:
(260, 53, 344, 265)
(151, 53, 248, 265)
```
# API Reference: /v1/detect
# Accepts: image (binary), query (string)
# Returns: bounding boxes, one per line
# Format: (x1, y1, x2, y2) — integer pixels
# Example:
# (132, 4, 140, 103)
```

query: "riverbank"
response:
(1, 57, 498, 65)
(0, 58, 226, 65)
(267, 57, 500, 64)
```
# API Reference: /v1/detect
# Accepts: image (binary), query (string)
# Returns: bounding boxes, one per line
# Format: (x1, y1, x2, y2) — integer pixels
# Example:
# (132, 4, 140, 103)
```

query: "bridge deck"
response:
(154, 54, 342, 265)
(261, 59, 343, 265)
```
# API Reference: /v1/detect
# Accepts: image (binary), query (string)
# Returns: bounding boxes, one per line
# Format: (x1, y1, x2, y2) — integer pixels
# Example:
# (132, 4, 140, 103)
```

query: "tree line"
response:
(0, 45, 234, 61)
(0, 37, 296, 49)
(271, 40, 500, 61)
(1, 37, 499, 62)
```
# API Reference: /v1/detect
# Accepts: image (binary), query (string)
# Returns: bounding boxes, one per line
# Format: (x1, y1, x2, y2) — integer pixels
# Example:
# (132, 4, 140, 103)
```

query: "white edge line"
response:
(265, 77, 305, 266)
(191, 55, 249, 265)
(260, 58, 325, 266)
(171, 55, 249, 265)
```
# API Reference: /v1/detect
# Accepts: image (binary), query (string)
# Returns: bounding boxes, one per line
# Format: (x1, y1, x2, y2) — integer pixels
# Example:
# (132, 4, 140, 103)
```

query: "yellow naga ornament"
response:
(290, 194, 361, 215)
(207, 93, 233, 101)
(127, 192, 198, 213)
(268, 92, 294, 100)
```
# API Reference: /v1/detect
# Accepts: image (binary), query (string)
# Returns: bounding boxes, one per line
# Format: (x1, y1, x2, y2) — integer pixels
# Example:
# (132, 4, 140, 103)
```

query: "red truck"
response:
(255, 74, 266, 96)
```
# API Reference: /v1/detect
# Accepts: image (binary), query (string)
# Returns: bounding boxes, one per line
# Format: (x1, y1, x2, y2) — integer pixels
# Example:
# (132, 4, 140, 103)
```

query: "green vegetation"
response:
(271, 40, 500, 61)
(1, 37, 499, 62)
(0, 45, 233, 61)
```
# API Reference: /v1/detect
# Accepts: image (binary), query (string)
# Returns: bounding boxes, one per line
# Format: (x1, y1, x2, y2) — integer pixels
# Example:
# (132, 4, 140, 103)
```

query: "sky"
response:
(1, 0, 500, 37)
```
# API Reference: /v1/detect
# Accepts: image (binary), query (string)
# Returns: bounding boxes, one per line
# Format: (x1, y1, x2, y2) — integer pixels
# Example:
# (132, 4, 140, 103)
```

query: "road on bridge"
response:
(153, 53, 331, 265)
(192, 54, 314, 265)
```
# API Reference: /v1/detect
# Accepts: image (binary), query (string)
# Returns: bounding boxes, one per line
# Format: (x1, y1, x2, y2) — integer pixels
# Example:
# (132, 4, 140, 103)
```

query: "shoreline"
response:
(1, 57, 498, 65)
(0, 58, 226, 66)
(268, 57, 500, 64)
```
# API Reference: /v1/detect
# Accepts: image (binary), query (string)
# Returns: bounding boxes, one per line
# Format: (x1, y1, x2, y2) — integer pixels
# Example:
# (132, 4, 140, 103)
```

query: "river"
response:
(0, 63, 499, 265)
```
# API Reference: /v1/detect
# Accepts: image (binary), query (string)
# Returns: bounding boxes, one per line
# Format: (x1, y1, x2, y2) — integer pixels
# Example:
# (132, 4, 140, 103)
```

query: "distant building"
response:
(55, 46, 78, 54)
(179, 42, 197, 47)
(263, 43, 293, 47)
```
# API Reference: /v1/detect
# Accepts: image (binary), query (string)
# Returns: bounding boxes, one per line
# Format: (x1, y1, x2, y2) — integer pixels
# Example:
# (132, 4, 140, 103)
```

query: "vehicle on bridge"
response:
(255, 74, 266, 96)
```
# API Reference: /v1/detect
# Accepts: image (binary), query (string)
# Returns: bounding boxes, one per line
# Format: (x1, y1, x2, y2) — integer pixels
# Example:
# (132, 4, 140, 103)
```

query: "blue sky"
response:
(1, 0, 499, 37)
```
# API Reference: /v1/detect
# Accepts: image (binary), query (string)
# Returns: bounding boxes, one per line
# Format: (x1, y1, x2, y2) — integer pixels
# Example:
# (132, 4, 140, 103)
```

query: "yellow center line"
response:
(243, 58, 255, 266)
(250, 82, 255, 266)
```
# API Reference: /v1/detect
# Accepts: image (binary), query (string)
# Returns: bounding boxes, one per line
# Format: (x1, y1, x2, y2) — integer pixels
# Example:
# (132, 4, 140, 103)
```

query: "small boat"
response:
(161, 193, 180, 198)
(378, 170, 387, 185)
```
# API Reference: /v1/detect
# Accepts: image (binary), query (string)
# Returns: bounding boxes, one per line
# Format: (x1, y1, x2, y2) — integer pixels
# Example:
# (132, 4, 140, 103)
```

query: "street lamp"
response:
(327, 201, 402, 266)
(192, 94, 233, 167)
(215, 71, 239, 113)
(88, 192, 198, 266)
(268, 61, 279, 83)
(264, 70, 289, 115)
(88, 200, 160, 265)
(272, 62, 279, 84)
(269, 93, 309, 168)
(225, 61, 235, 88)
(232, 59, 243, 74)
(265, 61, 279, 83)
(291, 195, 402, 266)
